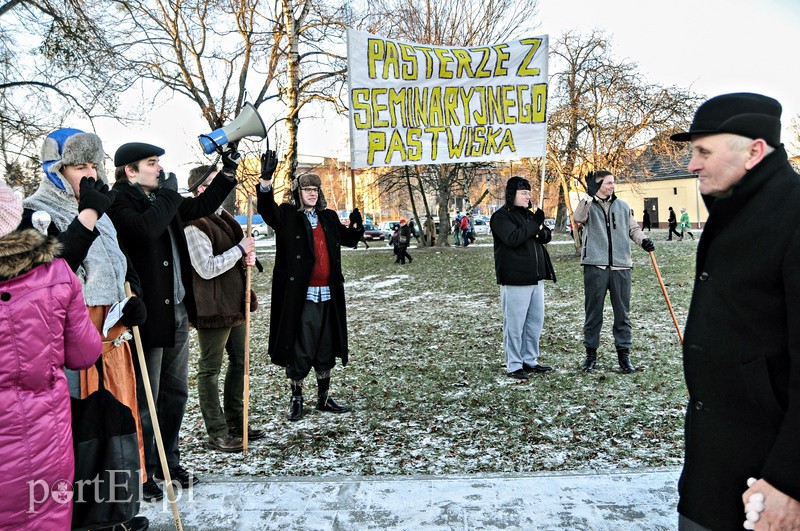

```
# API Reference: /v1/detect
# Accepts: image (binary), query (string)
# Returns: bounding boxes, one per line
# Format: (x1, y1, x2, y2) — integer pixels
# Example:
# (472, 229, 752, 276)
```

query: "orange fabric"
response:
(79, 306, 147, 483)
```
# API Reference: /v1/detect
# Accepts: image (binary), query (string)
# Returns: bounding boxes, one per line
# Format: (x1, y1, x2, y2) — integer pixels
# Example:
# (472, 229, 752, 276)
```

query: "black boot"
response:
(617, 348, 636, 374)
(581, 348, 597, 371)
(317, 393, 350, 413)
(286, 395, 303, 421)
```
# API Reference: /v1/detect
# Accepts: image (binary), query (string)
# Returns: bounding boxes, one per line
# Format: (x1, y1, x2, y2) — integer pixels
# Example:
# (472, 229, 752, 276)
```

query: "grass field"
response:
(181, 228, 699, 477)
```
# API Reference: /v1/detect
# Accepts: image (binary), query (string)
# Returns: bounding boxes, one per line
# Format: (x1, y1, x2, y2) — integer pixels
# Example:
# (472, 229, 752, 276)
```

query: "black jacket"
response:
(107, 177, 235, 348)
(490, 206, 555, 285)
(678, 147, 800, 529)
(256, 187, 363, 367)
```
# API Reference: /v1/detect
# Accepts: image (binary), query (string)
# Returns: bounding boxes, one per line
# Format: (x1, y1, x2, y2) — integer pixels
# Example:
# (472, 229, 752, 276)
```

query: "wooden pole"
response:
(648, 252, 684, 344)
(124, 283, 183, 531)
(243, 196, 253, 454)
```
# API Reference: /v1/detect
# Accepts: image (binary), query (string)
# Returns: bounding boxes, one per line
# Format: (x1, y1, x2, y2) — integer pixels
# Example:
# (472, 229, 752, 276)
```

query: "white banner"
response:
(347, 29, 548, 168)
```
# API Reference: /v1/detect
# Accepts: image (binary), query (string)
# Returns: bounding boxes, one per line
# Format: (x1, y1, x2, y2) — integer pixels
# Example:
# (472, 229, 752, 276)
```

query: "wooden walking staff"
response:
(243, 195, 253, 453)
(648, 252, 684, 345)
(124, 283, 184, 531)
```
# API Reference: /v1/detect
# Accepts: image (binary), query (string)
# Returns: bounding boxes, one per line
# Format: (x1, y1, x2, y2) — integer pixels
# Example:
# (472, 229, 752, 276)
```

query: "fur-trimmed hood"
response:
(0, 229, 61, 280)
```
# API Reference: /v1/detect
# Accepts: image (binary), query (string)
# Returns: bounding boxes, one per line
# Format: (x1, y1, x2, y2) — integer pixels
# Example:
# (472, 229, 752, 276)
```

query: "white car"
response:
(247, 222, 270, 238)
(472, 217, 490, 236)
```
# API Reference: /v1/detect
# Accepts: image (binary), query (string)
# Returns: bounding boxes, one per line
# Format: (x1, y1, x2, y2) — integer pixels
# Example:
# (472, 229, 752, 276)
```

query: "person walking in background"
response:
(491, 177, 556, 379)
(642, 209, 652, 231)
(667, 206, 681, 240)
(452, 214, 461, 246)
(678, 208, 694, 241)
(22, 128, 150, 529)
(397, 218, 413, 264)
(460, 213, 471, 247)
(184, 164, 265, 453)
(0, 179, 102, 529)
(573, 170, 655, 374)
(424, 215, 435, 246)
(107, 141, 238, 500)
(670, 92, 800, 530)
(256, 151, 364, 422)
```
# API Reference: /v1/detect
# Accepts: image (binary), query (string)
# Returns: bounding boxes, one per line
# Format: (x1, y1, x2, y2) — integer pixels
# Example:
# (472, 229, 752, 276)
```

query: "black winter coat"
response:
(107, 177, 235, 348)
(678, 147, 800, 529)
(256, 188, 363, 367)
(490, 206, 556, 285)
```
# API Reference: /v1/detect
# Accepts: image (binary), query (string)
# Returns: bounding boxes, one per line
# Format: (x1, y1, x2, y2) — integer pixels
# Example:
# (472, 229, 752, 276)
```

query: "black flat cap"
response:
(671, 92, 782, 147)
(114, 142, 165, 167)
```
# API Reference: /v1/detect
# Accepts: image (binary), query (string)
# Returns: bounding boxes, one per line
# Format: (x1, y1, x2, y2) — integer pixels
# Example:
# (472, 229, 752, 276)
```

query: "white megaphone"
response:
(198, 102, 267, 154)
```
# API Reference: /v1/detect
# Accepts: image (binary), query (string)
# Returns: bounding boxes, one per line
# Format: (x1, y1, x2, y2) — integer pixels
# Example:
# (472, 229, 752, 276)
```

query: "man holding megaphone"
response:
(107, 141, 239, 501)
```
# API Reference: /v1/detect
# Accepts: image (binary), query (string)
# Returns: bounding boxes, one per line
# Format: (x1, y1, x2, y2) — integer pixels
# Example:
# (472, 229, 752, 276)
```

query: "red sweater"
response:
(308, 222, 331, 287)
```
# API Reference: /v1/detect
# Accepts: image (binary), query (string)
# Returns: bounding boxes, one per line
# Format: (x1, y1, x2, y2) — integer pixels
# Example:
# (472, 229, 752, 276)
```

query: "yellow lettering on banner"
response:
(367, 39, 385, 80)
(501, 85, 516, 124)
(416, 47, 436, 79)
(443, 87, 460, 126)
(460, 87, 475, 125)
(383, 41, 401, 79)
(367, 131, 386, 165)
(399, 43, 417, 79)
(516, 38, 543, 77)
(426, 126, 446, 160)
(451, 48, 475, 78)
(472, 87, 487, 124)
(491, 43, 510, 76)
(516, 85, 531, 124)
(429, 87, 443, 126)
(407, 128, 422, 161)
(498, 128, 515, 152)
(413, 88, 429, 127)
(486, 87, 504, 124)
(387, 88, 407, 128)
(385, 129, 407, 163)
(371, 88, 389, 128)
(433, 48, 455, 79)
(531, 83, 547, 122)
(444, 126, 517, 158)
(470, 47, 492, 78)
(351, 88, 371, 129)
(471, 127, 487, 156)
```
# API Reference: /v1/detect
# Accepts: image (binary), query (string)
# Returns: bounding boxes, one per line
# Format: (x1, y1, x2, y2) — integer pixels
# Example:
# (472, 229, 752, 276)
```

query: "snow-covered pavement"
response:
(140, 467, 680, 530)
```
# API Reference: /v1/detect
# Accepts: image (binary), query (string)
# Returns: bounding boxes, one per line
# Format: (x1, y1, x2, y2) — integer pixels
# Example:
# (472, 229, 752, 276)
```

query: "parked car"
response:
(472, 217, 491, 236)
(250, 222, 270, 238)
(363, 222, 385, 241)
(379, 221, 399, 239)
(543, 218, 556, 230)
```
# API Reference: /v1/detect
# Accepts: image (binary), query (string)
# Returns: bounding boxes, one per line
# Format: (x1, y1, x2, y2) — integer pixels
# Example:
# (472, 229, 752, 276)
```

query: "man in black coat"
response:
(107, 142, 237, 501)
(490, 176, 556, 380)
(256, 151, 363, 421)
(671, 93, 800, 530)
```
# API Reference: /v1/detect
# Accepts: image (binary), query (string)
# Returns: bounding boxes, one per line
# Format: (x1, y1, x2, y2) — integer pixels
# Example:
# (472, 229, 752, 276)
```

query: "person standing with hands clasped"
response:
(491, 177, 556, 379)
(256, 151, 364, 421)
(107, 141, 238, 501)
(184, 164, 265, 452)
(573, 170, 654, 374)
(670, 93, 800, 531)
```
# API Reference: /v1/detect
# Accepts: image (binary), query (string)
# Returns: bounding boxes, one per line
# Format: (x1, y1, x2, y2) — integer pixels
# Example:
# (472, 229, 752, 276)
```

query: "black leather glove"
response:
(642, 238, 655, 252)
(158, 171, 179, 192)
(349, 208, 363, 230)
(221, 144, 241, 175)
(533, 208, 545, 227)
(585, 171, 602, 197)
(78, 177, 115, 216)
(120, 296, 147, 327)
(260, 150, 278, 181)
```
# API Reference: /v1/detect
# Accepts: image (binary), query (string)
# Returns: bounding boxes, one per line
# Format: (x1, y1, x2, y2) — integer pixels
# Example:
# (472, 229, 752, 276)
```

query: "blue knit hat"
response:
(41, 128, 106, 191)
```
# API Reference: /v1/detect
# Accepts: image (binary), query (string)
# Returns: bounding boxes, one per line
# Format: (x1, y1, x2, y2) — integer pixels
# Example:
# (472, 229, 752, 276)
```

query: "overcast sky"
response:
(84, 0, 800, 176)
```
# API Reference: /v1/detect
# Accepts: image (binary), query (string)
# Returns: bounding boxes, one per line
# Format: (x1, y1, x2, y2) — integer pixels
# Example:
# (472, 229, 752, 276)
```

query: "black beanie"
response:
(505, 176, 531, 207)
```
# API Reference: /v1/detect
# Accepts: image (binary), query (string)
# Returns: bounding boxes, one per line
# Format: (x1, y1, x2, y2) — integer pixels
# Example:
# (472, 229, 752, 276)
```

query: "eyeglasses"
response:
(300, 187, 320, 194)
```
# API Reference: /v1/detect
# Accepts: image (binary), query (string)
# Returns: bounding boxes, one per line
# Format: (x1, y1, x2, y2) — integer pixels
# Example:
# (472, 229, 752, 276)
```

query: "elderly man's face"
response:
(688, 134, 750, 197)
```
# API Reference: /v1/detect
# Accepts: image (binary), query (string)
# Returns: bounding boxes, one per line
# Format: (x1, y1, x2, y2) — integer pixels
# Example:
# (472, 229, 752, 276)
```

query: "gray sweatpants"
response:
(500, 284, 545, 372)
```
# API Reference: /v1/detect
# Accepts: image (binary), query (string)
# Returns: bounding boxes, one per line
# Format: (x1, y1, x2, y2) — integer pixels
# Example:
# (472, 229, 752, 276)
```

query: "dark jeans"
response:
(582, 266, 632, 350)
(133, 302, 190, 476)
(287, 299, 335, 381)
(396, 248, 412, 264)
(196, 323, 246, 438)
(668, 224, 681, 240)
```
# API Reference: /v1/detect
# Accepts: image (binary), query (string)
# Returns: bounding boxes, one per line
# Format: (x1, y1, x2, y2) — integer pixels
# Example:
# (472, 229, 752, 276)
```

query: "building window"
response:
(674, 187, 678, 195)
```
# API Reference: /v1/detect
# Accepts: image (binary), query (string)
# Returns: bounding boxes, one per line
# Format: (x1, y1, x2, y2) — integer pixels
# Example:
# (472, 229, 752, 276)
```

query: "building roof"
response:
(620, 145, 696, 183)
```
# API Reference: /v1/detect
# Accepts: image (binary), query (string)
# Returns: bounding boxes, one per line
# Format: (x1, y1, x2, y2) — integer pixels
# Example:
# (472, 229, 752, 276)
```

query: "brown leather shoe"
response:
(206, 434, 243, 452)
(229, 426, 267, 441)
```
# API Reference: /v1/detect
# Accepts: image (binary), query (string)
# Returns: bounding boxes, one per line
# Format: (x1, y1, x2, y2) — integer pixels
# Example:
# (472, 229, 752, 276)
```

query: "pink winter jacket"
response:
(0, 255, 101, 530)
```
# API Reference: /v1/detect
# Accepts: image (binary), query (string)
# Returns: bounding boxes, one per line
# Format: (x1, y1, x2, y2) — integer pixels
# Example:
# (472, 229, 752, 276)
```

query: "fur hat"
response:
(505, 176, 532, 207)
(0, 180, 23, 237)
(286, 173, 327, 210)
(41, 128, 107, 191)
(670, 92, 782, 147)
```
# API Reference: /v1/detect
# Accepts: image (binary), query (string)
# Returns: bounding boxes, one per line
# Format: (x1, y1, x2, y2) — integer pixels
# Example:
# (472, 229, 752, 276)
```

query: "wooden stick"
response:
(243, 196, 253, 454)
(124, 283, 183, 531)
(649, 251, 684, 345)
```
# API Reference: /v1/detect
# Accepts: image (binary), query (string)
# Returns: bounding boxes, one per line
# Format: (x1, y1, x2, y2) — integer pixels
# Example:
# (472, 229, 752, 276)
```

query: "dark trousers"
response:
(582, 266, 632, 350)
(133, 302, 190, 476)
(396, 248, 412, 264)
(287, 299, 336, 381)
(668, 224, 681, 240)
(196, 323, 246, 438)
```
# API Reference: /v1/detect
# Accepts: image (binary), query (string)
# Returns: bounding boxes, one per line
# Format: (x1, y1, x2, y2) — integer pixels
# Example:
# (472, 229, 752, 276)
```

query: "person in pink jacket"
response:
(0, 179, 101, 530)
